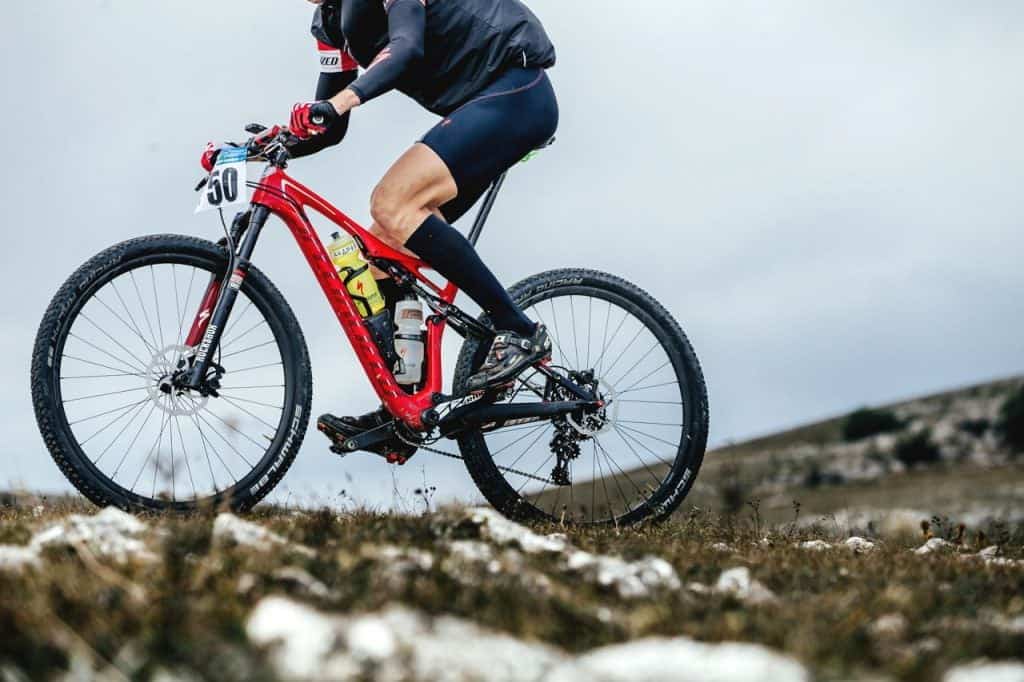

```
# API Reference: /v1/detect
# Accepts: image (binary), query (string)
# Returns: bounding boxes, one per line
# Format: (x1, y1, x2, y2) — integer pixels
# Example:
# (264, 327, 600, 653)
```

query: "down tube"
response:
(272, 204, 439, 429)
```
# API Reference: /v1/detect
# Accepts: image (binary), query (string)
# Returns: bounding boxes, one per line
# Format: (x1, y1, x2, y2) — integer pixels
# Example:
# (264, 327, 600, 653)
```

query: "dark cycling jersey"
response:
(311, 0, 556, 116)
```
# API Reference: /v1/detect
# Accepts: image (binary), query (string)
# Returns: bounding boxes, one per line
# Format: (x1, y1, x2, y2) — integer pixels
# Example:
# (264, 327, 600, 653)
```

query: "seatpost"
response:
(183, 204, 271, 391)
(466, 172, 507, 247)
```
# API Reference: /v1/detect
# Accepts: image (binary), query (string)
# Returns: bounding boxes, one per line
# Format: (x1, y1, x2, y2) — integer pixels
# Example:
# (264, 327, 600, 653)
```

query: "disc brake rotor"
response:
(566, 377, 618, 436)
(145, 344, 207, 416)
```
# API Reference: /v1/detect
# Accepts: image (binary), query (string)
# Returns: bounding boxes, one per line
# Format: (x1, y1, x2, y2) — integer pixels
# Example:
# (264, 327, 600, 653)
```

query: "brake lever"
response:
(195, 176, 209, 192)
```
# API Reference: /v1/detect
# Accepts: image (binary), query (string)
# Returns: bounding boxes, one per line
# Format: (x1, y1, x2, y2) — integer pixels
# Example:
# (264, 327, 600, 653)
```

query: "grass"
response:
(1, 500, 1022, 681)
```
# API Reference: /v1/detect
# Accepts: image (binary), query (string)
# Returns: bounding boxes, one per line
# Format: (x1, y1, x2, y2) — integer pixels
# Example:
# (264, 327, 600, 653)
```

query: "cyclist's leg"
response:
(369, 143, 537, 336)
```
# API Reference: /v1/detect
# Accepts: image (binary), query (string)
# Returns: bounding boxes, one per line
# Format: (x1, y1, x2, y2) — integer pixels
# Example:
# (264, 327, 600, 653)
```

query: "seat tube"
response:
(184, 204, 271, 390)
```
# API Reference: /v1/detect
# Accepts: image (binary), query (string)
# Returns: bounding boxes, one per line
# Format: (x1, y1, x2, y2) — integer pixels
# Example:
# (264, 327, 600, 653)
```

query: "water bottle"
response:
(393, 298, 424, 385)
(327, 232, 384, 317)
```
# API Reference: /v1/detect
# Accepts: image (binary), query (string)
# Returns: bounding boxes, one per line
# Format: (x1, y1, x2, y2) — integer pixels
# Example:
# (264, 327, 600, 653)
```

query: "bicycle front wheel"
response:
(31, 235, 312, 512)
(453, 268, 709, 526)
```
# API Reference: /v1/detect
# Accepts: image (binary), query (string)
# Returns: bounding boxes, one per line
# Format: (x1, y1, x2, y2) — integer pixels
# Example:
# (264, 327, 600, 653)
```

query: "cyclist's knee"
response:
(370, 191, 426, 242)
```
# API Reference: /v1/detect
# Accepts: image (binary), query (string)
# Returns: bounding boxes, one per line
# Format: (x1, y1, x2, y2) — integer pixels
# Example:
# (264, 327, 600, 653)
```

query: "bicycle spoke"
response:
(594, 439, 633, 518)
(112, 403, 157, 480)
(612, 425, 669, 479)
(199, 406, 271, 452)
(67, 333, 146, 376)
(618, 423, 684, 450)
(515, 451, 554, 495)
(609, 340, 661, 388)
(487, 423, 547, 458)
(228, 361, 283, 375)
(69, 397, 151, 427)
(187, 409, 233, 487)
(601, 322, 645, 379)
(171, 399, 198, 500)
(616, 378, 679, 396)
(175, 266, 198, 347)
(217, 395, 281, 432)
(131, 410, 168, 493)
(593, 306, 629, 376)
(150, 266, 167, 350)
(93, 294, 157, 357)
(596, 300, 612, 377)
(222, 300, 254, 341)
(81, 397, 149, 449)
(91, 399, 151, 467)
(505, 424, 552, 473)
(63, 355, 147, 378)
(214, 393, 283, 413)
(568, 295, 581, 369)
(530, 305, 570, 367)
(219, 339, 276, 360)
(110, 280, 159, 356)
(614, 424, 674, 469)
(619, 419, 683, 427)
(618, 361, 674, 394)
(129, 271, 160, 353)
(220, 319, 269, 352)
(194, 410, 256, 469)
(64, 386, 147, 404)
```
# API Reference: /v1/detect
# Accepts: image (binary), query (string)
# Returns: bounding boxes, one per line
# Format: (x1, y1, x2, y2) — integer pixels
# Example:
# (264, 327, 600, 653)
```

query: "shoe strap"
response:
(493, 333, 533, 352)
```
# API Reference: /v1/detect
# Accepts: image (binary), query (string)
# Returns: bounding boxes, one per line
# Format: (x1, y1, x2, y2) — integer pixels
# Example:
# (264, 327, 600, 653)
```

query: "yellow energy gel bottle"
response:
(327, 232, 385, 317)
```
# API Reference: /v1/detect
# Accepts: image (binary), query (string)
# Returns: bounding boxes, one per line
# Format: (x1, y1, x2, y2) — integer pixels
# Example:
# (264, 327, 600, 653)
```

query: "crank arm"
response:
(333, 423, 398, 453)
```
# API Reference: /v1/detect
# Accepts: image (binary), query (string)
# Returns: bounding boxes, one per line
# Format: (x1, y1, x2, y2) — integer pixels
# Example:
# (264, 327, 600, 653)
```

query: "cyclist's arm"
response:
(333, 0, 425, 111)
(291, 41, 359, 158)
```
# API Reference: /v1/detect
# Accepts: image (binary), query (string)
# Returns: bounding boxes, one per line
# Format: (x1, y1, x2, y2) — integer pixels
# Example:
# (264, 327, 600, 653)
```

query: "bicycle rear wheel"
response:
(453, 268, 708, 526)
(31, 235, 312, 512)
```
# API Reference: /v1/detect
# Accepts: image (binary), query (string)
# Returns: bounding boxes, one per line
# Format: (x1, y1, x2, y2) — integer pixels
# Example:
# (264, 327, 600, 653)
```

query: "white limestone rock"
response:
(212, 513, 314, 558)
(944, 661, 1024, 682)
(464, 507, 568, 554)
(714, 567, 777, 605)
(548, 636, 810, 682)
(565, 551, 681, 599)
(0, 545, 41, 573)
(845, 537, 877, 553)
(31, 507, 153, 563)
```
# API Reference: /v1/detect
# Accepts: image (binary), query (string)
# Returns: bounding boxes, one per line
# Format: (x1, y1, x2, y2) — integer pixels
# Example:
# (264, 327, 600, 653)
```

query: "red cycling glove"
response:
(290, 101, 337, 139)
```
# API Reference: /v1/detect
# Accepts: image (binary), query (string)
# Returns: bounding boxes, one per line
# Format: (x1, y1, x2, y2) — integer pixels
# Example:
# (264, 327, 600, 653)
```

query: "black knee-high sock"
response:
(375, 276, 404, 321)
(404, 214, 535, 335)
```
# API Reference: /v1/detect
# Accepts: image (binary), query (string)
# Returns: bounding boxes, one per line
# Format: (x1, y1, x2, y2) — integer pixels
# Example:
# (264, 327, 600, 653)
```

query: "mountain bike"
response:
(30, 124, 708, 525)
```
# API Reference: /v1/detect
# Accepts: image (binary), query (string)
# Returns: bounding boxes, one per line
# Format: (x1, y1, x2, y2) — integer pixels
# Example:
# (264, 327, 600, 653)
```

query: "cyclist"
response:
(203, 0, 558, 447)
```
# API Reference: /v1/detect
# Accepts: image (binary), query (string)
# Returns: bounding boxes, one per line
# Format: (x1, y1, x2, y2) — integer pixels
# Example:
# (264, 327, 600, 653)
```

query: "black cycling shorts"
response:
(420, 68, 559, 223)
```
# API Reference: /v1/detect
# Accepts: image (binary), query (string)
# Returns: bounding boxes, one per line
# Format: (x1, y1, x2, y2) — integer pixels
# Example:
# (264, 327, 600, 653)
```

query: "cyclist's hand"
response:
(200, 142, 221, 172)
(290, 101, 337, 139)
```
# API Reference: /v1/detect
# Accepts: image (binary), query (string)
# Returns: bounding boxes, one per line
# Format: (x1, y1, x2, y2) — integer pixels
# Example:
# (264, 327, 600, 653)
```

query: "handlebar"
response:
(195, 123, 298, 191)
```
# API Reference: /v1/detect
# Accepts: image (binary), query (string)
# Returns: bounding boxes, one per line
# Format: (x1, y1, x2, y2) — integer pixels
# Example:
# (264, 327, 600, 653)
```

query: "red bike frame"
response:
(187, 162, 459, 431)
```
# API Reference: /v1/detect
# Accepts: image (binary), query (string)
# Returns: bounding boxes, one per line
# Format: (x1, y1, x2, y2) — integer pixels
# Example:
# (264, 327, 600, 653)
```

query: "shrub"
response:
(842, 407, 904, 442)
(803, 464, 845, 489)
(958, 418, 990, 438)
(895, 430, 941, 467)
(997, 384, 1024, 453)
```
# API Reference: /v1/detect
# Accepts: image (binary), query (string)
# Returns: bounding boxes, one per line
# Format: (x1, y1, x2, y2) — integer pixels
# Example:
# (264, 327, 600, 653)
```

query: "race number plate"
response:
(196, 146, 249, 213)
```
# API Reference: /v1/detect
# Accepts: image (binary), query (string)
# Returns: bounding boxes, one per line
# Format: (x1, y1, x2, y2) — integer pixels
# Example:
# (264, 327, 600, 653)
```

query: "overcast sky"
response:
(1, 1, 1021, 508)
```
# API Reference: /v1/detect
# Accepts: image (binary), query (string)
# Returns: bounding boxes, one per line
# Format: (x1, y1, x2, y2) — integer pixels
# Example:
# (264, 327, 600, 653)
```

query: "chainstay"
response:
(394, 430, 555, 486)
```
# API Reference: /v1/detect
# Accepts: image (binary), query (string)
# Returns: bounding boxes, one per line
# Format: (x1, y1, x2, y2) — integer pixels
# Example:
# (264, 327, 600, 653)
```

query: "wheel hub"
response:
(566, 376, 618, 437)
(145, 344, 207, 416)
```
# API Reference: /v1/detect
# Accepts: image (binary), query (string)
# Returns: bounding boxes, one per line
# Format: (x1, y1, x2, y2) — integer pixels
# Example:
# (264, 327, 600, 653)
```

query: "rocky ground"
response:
(554, 376, 1024, 528)
(1, 500, 1023, 682)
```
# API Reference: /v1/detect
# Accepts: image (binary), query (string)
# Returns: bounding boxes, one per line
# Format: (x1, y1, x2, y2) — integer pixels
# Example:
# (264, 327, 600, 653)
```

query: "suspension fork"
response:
(182, 205, 271, 391)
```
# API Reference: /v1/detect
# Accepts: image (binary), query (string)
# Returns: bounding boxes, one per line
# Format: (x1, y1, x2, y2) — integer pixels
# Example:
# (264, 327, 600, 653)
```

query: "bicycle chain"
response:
(393, 428, 555, 486)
